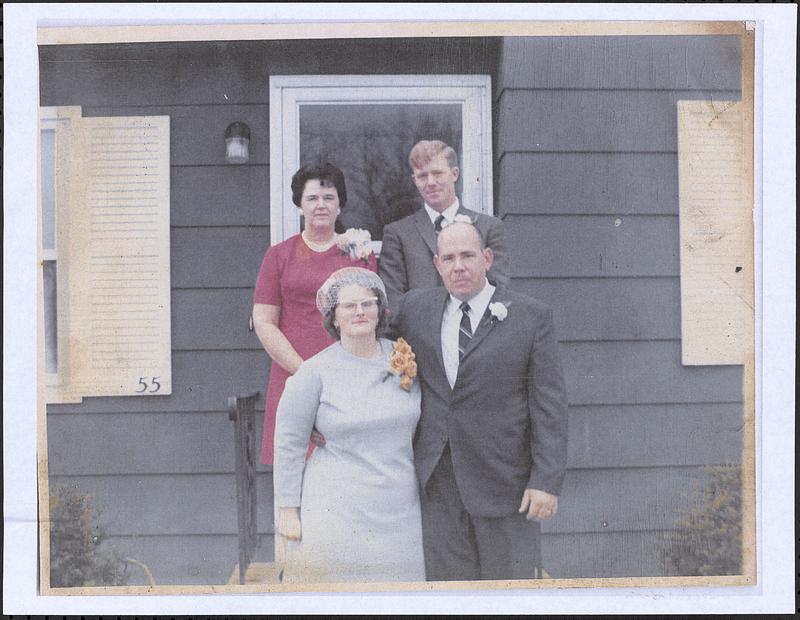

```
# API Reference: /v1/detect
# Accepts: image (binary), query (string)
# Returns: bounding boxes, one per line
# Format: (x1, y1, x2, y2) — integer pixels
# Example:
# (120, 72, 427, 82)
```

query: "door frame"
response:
(268, 74, 493, 246)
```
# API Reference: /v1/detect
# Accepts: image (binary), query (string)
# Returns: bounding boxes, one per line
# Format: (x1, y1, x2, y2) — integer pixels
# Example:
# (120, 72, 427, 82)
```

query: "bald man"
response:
(391, 222, 568, 581)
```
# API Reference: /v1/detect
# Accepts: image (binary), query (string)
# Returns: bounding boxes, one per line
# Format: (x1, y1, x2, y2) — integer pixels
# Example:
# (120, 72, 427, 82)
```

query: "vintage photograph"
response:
(32, 18, 757, 595)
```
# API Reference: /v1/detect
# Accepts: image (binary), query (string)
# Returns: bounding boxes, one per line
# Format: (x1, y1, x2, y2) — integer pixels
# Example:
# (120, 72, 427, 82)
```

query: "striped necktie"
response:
(458, 301, 472, 361)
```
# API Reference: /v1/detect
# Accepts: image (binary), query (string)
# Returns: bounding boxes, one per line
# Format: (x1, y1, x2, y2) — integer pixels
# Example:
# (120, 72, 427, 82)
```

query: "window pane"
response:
(43, 260, 58, 373)
(41, 129, 57, 250)
(299, 103, 462, 240)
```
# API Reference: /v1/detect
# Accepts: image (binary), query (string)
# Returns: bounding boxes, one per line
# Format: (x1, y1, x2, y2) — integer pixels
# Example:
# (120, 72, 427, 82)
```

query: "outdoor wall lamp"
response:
(225, 121, 250, 164)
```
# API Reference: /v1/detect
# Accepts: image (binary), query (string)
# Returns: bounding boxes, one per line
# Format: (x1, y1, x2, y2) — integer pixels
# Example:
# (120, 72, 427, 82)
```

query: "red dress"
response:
(253, 234, 378, 464)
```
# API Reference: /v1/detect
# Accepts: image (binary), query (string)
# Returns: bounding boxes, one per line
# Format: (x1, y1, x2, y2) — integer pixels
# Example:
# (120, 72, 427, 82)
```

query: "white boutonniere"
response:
(488, 301, 509, 322)
(440, 213, 475, 229)
(336, 228, 373, 263)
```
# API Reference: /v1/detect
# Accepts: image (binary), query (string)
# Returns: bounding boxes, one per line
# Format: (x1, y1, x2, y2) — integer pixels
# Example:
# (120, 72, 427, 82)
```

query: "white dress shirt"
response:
(441, 279, 496, 389)
(424, 198, 460, 228)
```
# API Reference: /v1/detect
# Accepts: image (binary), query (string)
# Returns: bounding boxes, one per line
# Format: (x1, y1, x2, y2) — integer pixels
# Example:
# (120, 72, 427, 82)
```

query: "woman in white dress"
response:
(273, 267, 425, 583)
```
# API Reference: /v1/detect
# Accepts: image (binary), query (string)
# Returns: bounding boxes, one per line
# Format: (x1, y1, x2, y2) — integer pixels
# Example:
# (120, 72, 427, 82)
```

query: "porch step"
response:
(228, 562, 282, 585)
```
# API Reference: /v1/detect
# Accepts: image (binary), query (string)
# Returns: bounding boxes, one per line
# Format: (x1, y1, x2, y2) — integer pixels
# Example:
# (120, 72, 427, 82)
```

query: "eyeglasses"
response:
(338, 297, 379, 312)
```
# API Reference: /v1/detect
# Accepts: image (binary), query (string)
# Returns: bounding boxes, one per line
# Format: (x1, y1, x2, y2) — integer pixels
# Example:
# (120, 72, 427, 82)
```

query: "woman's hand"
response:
(252, 304, 304, 375)
(277, 506, 302, 541)
(310, 426, 326, 447)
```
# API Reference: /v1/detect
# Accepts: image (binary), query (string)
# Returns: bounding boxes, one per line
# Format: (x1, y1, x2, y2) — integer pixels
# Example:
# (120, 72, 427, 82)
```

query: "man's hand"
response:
(277, 506, 302, 541)
(518, 489, 558, 521)
(310, 426, 326, 447)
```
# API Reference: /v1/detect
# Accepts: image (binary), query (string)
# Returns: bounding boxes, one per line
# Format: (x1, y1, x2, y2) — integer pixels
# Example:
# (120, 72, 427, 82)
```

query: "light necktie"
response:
(458, 301, 472, 362)
(434, 214, 445, 234)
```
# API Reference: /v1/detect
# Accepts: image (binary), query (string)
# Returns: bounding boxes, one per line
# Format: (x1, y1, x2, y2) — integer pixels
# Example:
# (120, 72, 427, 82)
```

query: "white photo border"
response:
(3, 2, 796, 615)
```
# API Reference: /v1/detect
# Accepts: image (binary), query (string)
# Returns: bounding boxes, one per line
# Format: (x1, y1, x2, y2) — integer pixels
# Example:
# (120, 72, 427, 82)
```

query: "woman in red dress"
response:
(252, 163, 378, 464)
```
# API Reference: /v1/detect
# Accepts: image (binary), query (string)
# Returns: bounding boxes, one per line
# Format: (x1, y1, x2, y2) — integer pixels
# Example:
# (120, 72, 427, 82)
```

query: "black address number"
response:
(136, 376, 161, 393)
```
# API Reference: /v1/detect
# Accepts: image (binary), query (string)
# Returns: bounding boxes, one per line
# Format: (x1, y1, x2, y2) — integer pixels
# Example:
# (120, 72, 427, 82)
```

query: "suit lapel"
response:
(456, 204, 471, 219)
(414, 204, 477, 260)
(460, 289, 503, 362)
(413, 208, 438, 256)
(429, 288, 449, 379)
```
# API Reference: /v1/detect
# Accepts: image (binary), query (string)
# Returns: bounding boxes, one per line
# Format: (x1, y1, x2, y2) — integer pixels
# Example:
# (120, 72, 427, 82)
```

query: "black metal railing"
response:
(228, 392, 260, 584)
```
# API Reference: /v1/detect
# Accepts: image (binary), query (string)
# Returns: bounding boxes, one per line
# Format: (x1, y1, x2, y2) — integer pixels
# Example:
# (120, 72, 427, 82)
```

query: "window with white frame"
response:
(269, 75, 493, 250)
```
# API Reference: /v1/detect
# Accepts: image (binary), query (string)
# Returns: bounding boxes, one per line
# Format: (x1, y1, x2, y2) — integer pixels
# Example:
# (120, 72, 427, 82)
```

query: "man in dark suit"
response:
(379, 140, 510, 314)
(392, 221, 568, 581)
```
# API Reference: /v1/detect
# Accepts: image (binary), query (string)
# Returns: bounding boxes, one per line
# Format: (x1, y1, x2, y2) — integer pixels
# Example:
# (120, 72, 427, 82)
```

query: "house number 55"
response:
(136, 376, 161, 393)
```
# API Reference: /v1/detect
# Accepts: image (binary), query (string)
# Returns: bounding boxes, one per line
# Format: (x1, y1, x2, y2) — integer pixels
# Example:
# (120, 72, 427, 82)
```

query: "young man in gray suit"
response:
(392, 221, 568, 581)
(379, 140, 511, 314)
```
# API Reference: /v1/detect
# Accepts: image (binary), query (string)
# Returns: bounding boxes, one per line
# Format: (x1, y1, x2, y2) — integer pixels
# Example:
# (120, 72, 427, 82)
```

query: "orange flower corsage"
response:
(386, 337, 417, 392)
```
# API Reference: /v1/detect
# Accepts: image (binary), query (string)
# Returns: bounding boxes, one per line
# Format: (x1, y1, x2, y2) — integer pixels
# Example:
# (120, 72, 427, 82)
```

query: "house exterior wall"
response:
(494, 35, 743, 577)
(41, 34, 743, 585)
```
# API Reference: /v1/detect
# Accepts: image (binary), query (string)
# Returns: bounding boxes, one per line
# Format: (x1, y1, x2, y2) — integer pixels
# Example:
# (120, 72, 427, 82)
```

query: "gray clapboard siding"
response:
(172, 289, 261, 351)
(46, 403, 742, 476)
(497, 36, 741, 91)
(171, 166, 270, 227)
(243, 36, 499, 77)
(514, 277, 681, 341)
(84, 104, 270, 166)
(505, 214, 679, 277)
(40, 38, 499, 108)
(48, 350, 267, 414)
(544, 466, 709, 534)
(172, 277, 681, 350)
(497, 35, 745, 581)
(50, 473, 274, 537)
(542, 530, 674, 578)
(561, 341, 743, 405)
(567, 403, 743, 469)
(48, 342, 741, 418)
(40, 43, 271, 107)
(100, 533, 274, 586)
(47, 412, 236, 475)
(171, 227, 268, 289)
(47, 410, 267, 475)
(39, 55, 193, 108)
(40, 41, 276, 105)
(498, 153, 678, 216)
(52, 466, 707, 538)
(496, 89, 740, 153)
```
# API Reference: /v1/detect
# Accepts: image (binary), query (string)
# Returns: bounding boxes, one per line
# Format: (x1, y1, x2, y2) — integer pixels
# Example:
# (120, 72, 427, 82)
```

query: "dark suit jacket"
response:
(392, 286, 568, 518)
(379, 205, 511, 315)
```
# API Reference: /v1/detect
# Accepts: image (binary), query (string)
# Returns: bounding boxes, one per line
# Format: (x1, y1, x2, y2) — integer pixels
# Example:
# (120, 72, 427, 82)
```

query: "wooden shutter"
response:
(49, 108, 171, 402)
(677, 100, 754, 366)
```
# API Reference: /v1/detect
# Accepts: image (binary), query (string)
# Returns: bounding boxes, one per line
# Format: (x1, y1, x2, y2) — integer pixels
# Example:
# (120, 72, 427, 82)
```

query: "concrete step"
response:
(228, 562, 282, 585)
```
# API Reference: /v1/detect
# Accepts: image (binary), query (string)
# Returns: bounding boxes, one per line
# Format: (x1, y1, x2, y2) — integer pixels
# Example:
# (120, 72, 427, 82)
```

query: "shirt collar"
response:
(446, 279, 495, 315)
(424, 198, 460, 226)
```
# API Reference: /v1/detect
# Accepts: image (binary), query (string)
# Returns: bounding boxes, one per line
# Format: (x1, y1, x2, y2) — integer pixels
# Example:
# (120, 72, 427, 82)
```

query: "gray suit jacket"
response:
(379, 205, 511, 315)
(392, 286, 568, 518)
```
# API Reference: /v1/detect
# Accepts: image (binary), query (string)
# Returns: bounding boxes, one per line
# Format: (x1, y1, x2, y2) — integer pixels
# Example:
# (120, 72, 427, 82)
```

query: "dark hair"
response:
(321, 285, 389, 341)
(290, 162, 348, 210)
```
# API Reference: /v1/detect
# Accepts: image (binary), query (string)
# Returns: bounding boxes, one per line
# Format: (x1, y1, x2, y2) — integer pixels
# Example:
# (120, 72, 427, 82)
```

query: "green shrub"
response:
(661, 465, 742, 576)
(48, 485, 129, 587)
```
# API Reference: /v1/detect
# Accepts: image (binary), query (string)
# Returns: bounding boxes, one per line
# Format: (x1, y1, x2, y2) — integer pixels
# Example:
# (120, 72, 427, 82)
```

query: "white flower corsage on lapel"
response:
(440, 213, 475, 229)
(488, 301, 509, 322)
(336, 228, 374, 263)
